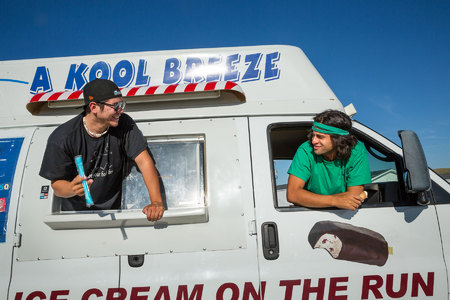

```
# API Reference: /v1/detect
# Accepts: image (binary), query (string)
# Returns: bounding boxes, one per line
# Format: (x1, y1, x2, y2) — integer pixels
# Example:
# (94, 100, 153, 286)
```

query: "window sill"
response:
(44, 207, 208, 230)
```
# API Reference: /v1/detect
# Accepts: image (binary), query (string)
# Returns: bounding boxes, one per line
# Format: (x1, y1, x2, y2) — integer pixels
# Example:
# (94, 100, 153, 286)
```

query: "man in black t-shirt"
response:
(40, 79, 164, 221)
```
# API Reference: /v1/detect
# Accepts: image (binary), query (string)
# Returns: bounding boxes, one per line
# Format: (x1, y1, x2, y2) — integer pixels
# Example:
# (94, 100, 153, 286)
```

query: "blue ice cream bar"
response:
(74, 155, 94, 207)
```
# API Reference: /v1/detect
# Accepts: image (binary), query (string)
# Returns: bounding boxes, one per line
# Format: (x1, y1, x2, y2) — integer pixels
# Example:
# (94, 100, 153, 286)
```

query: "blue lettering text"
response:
(264, 52, 280, 81)
(89, 61, 111, 81)
(65, 63, 88, 90)
(30, 66, 53, 94)
(206, 56, 222, 82)
(184, 57, 204, 83)
(113, 60, 135, 87)
(135, 59, 150, 86)
(224, 54, 241, 82)
(242, 53, 262, 82)
(163, 58, 182, 84)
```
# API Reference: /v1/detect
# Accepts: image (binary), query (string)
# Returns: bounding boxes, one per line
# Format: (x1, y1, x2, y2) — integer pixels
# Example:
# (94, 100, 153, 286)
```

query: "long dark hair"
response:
(308, 110, 357, 160)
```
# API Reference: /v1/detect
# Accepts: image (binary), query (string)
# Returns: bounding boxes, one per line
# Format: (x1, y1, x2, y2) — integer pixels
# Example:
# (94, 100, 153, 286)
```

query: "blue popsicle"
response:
(74, 155, 94, 207)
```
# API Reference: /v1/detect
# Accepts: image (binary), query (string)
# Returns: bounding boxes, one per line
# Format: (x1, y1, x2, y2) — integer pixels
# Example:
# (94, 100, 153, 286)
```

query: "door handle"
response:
(128, 254, 145, 268)
(261, 222, 279, 260)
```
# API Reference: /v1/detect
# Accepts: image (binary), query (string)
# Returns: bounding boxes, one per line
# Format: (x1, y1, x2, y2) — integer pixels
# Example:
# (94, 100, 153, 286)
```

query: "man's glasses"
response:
(100, 101, 126, 112)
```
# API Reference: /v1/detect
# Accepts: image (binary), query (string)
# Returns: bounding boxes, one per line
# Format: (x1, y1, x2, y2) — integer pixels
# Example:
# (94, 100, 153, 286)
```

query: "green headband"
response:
(312, 122, 349, 136)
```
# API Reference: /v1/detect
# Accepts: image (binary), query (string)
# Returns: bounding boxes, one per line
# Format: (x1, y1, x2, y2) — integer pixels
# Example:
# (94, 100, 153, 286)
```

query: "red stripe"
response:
(164, 85, 177, 94)
(126, 87, 140, 97)
(68, 90, 83, 99)
(204, 82, 217, 91)
(48, 92, 65, 101)
(29, 81, 242, 105)
(225, 81, 237, 90)
(184, 83, 198, 92)
(145, 86, 159, 95)
(30, 93, 46, 103)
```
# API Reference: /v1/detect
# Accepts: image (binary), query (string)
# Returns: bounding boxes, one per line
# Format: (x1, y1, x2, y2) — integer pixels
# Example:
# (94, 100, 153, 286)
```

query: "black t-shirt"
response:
(39, 113, 147, 211)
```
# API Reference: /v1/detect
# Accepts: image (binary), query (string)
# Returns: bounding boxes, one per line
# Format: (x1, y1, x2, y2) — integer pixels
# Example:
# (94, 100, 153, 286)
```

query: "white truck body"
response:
(0, 45, 449, 299)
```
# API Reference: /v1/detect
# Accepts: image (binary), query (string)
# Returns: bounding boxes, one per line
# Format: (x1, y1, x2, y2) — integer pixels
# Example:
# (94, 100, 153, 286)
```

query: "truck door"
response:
(117, 118, 261, 299)
(0, 128, 33, 300)
(430, 170, 450, 296)
(250, 116, 448, 300)
(9, 127, 120, 300)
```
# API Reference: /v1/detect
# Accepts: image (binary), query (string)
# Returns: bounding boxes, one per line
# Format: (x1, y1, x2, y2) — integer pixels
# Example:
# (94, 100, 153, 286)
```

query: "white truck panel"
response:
(0, 128, 34, 298)
(0, 45, 449, 299)
(250, 116, 448, 299)
(0, 45, 341, 127)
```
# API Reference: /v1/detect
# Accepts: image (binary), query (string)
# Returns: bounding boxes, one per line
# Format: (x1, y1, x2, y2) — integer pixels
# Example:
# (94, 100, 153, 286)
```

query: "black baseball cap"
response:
(83, 79, 122, 106)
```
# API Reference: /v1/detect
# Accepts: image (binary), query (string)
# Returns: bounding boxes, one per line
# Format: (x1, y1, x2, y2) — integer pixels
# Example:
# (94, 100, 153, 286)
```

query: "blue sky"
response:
(1, 0, 449, 168)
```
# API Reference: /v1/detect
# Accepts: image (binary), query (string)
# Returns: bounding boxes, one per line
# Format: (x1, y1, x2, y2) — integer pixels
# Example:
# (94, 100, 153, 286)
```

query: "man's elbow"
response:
(286, 186, 299, 205)
(51, 185, 64, 198)
(51, 180, 71, 198)
(347, 185, 365, 195)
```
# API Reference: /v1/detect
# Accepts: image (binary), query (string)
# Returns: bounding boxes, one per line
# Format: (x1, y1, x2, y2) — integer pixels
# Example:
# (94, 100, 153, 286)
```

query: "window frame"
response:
(267, 121, 417, 212)
(45, 135, 208, 230)
(122, 135, 206, 211)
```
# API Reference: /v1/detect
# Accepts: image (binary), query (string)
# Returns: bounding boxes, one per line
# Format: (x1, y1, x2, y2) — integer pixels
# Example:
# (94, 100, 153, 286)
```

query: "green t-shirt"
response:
(288, 141, 371, 195)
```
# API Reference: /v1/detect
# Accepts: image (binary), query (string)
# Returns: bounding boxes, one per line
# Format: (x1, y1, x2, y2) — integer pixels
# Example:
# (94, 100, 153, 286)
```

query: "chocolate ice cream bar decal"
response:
(308, 221, 391, 266)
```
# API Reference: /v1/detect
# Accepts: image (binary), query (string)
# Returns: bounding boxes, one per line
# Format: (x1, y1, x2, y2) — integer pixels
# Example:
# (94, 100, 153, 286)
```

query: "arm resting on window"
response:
(286, 174, 364, 211)
(134, 150, 165, 221)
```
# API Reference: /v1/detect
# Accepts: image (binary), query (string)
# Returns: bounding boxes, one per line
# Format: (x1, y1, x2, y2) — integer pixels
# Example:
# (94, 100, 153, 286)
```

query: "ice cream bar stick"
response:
(360, 191, 368, 200)
(74, 155, 94, 207)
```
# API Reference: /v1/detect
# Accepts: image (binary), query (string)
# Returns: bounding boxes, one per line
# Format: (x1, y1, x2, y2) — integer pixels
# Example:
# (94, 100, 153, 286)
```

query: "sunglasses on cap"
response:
(99, 101, 126, 111)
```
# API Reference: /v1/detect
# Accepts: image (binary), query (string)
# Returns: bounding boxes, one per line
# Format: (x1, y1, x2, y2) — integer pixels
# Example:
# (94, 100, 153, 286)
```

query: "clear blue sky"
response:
(1, 0, 449, 168)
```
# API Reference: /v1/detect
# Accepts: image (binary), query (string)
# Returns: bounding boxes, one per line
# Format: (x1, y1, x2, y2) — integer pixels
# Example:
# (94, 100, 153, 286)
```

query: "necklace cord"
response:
(83, 117, 109, 137)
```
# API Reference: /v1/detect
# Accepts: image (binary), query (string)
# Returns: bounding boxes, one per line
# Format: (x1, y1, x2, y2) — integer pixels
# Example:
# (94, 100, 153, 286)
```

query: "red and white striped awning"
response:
(27, 81, 245, 115)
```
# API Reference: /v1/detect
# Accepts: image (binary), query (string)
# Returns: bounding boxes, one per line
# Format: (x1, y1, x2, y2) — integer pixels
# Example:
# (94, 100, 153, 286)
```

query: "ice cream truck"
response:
(0, 45, 449, 299)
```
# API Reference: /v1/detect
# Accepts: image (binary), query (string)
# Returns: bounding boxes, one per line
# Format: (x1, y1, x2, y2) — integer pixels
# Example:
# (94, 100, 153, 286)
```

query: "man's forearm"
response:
(134, 151, 163, 205)
(287, 188, 334, 208)
(287, 187, 364, 210)
(142, 161, 162, 204)
(145, 166, 163, 205)
(134, 150, 165, 221)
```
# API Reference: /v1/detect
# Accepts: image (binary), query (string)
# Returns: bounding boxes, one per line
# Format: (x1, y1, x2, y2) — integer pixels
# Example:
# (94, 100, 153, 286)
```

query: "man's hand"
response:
(142, 202, 165, 222)
(52, 176, 93, 198)
(70, 175, 93, 197)
(331, 192, 364, 211)
(331, 187, 367, 211)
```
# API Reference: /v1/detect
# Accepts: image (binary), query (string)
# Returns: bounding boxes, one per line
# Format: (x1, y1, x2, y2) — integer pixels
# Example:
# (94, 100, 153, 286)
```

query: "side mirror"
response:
(398, 130, 431, 205)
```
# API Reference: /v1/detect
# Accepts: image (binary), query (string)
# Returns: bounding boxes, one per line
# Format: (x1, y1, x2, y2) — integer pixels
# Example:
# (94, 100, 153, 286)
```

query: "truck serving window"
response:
(45, 135, 207, 230)
(122, 136, 205, 210)
(50, 135, 206, 214)
(269, 123, 410, 209)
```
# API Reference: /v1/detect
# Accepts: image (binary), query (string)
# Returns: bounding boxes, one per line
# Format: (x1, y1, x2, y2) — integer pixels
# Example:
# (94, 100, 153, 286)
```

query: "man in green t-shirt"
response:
(287, 110, 371, 210)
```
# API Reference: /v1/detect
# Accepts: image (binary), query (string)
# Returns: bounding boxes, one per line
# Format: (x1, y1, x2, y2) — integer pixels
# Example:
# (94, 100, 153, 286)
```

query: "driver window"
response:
(270, 124, 308, 208)
(269, 123, 411, 209)
(356, 139, 405, 205)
